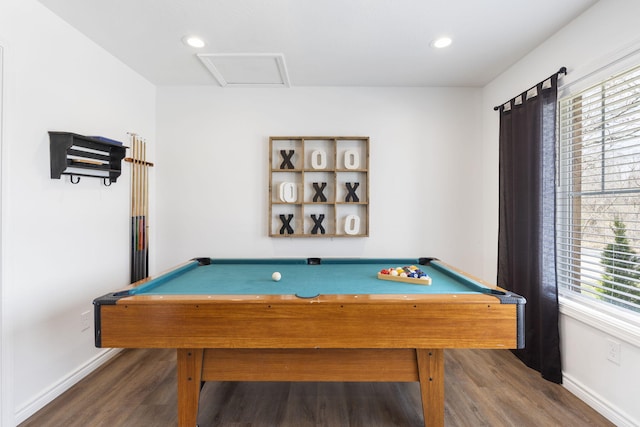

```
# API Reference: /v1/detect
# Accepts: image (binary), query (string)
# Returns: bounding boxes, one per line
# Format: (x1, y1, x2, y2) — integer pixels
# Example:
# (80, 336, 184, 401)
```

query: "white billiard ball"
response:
(272, 272, 282, 281)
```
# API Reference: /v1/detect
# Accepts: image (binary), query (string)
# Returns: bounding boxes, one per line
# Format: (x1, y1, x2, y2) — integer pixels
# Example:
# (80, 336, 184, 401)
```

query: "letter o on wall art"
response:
(279, 182, 297, 203)
(344, 214, 360, 235)
(311, 150, 327, 169)
(343, 150, 360, 170)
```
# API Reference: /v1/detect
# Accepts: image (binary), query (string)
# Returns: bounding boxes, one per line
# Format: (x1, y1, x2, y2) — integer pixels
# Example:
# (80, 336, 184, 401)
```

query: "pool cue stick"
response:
(139, 138, 145, 278)
(136, 136, 143, 280)
(133, 134, 138, 281)
(129, 134, 137, 283)
(140, 138, 148, 279)
(133, 134, 143, 282)
(133, 134, 140, 282)
(137, 137, 143, 279)
(144, 137, 149, 277)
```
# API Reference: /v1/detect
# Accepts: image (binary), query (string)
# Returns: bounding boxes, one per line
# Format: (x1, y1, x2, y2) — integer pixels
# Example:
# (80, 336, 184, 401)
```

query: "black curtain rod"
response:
(493, 67, 567, 111)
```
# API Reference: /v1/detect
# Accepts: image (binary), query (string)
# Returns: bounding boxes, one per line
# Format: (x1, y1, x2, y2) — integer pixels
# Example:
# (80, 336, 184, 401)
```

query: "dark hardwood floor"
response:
(19, 348, 614, 427)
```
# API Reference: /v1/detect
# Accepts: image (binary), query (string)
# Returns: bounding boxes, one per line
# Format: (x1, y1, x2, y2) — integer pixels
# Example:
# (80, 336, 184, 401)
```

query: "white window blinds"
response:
(557, 64, 640, 314)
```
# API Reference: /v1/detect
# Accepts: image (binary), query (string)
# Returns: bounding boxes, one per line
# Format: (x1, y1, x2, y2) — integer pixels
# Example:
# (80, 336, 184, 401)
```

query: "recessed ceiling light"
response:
(183, 36, 206, 48)
(431, 37, 452, 49)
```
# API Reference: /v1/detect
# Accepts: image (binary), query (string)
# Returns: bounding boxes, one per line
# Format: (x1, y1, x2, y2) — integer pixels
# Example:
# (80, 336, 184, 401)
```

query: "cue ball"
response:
(272, 272, 282, 281)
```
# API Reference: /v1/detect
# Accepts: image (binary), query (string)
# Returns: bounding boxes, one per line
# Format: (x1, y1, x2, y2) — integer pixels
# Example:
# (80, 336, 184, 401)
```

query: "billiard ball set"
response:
(377, 265, 433, 285)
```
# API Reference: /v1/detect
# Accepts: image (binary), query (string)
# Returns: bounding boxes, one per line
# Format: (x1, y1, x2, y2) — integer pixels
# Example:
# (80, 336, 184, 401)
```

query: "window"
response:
(557, 65, 640, 314)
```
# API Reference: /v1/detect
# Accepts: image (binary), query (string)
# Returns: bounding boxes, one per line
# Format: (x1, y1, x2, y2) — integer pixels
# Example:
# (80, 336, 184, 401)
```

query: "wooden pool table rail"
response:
(96, 296, 520, 349)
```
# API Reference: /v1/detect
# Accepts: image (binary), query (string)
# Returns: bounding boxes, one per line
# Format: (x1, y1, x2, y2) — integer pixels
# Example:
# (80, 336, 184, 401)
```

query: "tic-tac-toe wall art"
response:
(269, 136, 369, 237)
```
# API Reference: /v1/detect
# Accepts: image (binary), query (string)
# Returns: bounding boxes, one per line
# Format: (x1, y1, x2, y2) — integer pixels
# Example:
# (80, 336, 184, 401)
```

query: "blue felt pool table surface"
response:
(126, 258, 500, 298)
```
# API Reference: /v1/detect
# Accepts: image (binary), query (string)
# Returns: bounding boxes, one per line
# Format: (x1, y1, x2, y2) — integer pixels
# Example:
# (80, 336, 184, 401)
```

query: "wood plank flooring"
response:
(19, 348, 613, 427)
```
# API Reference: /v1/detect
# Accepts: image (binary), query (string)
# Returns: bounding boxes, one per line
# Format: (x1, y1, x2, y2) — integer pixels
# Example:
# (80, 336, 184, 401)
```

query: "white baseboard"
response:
(15, 348, 122, 425)
(563, 372, 637, 427)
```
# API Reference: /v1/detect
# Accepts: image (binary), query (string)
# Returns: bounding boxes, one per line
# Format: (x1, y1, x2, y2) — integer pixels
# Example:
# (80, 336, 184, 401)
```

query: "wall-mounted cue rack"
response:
(269, 136, 369, 238)
(126, 133, 154, 283)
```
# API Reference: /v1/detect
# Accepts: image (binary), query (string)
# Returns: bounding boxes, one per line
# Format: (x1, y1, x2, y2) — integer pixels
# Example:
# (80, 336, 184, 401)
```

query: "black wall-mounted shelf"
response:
(49, 132, 127, 185)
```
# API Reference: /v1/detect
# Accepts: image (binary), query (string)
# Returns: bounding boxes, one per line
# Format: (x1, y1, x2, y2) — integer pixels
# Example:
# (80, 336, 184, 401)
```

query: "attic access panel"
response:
(197, 53, 290, 87)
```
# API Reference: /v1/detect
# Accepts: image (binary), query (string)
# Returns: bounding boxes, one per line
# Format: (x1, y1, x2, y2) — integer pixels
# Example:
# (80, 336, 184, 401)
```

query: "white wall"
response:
(0, 0, 156, 424)
(155, 86, 483, 273)
(0, 43, 6, 427)
(481, 1, 640, 425)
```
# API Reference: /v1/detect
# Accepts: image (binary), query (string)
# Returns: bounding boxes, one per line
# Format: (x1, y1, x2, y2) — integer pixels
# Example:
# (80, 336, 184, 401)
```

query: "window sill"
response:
(559, 296, 640, 347)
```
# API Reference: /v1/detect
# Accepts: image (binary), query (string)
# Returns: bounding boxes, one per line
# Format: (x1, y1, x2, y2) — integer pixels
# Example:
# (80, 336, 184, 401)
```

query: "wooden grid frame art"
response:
(269, 136, 369, 238)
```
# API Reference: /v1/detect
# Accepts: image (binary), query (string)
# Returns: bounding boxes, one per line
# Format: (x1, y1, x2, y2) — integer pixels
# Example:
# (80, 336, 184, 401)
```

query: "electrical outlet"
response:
(606, 339, 621, 365)
(80, 310, 91, 332)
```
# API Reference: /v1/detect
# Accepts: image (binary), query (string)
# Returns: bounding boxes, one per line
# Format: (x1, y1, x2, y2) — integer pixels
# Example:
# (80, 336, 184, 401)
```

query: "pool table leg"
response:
(177, 348, 204, 427)
(416, 348, 445, 427)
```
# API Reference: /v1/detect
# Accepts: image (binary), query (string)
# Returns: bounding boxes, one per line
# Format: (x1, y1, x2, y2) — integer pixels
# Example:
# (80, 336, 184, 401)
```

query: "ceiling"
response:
(37, 0, 598, 87)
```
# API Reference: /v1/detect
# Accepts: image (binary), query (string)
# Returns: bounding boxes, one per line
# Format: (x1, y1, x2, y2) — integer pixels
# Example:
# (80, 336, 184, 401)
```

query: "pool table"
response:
(94, 257, 525, 427)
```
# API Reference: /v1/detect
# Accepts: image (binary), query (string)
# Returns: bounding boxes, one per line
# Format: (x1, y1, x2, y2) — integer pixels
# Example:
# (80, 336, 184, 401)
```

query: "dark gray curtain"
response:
(497, 73, 562, 383)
